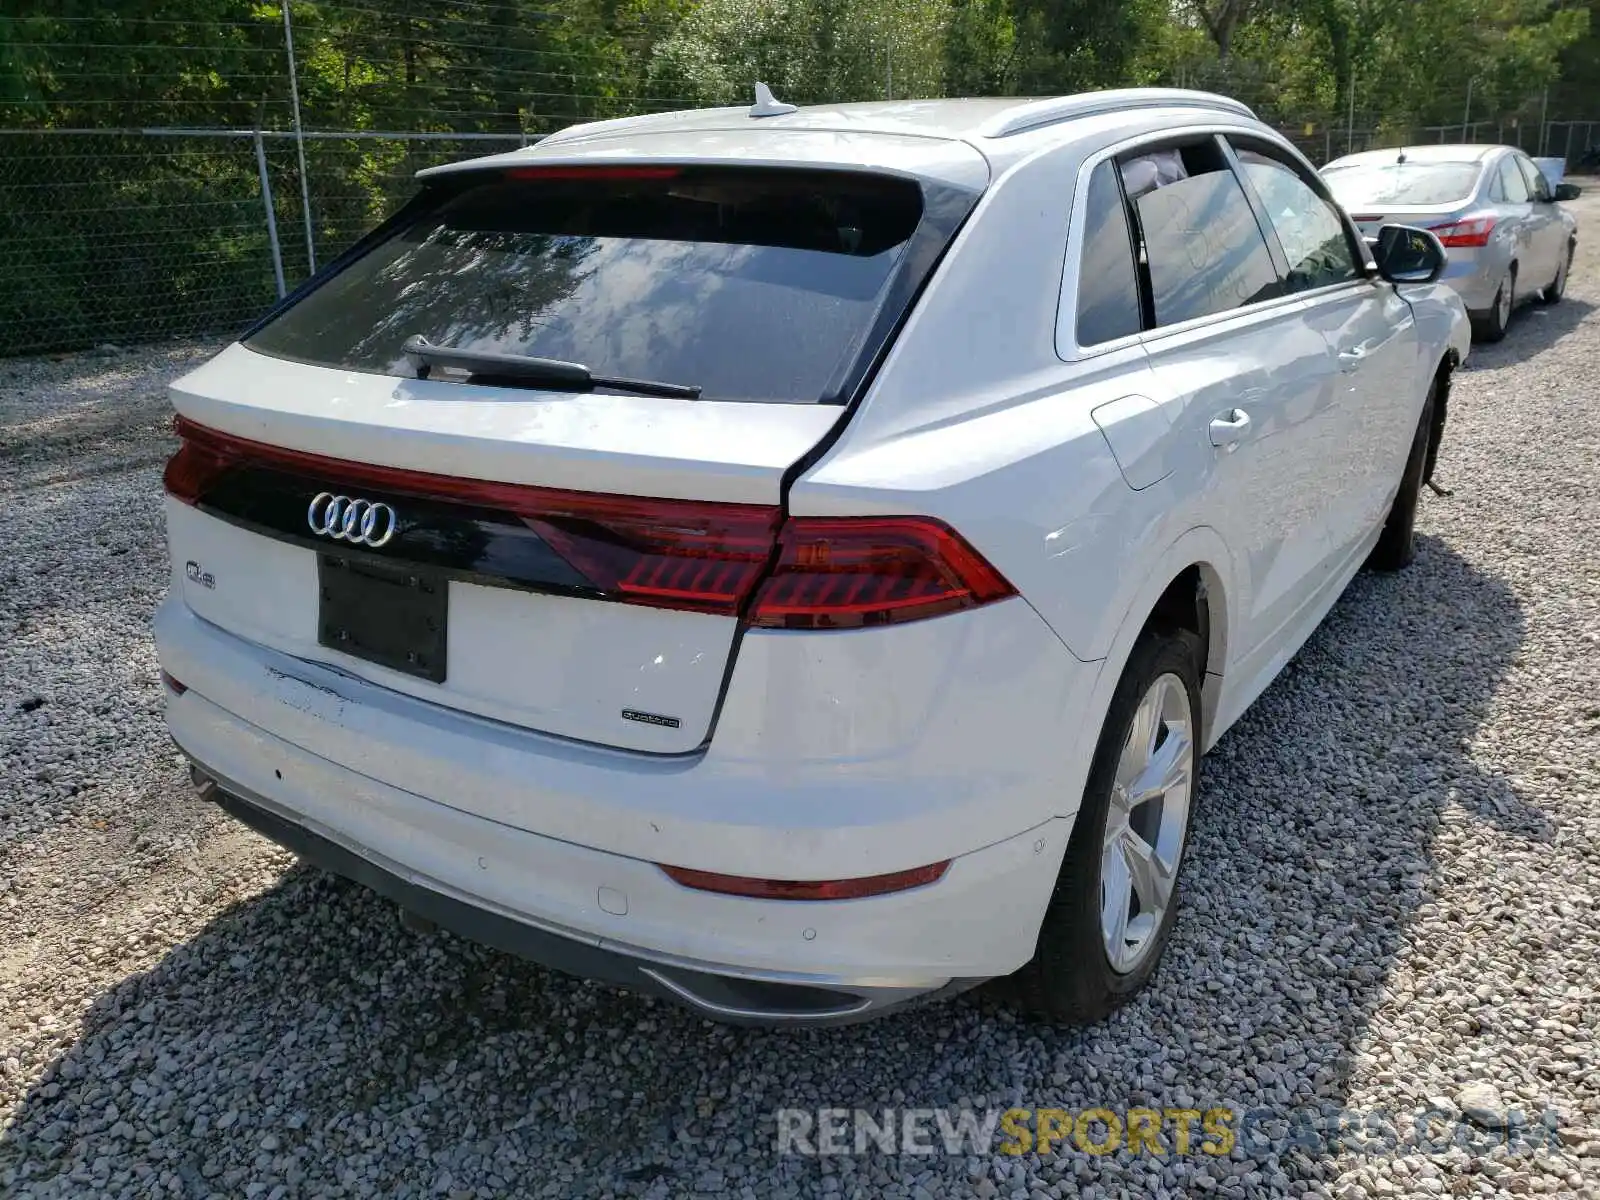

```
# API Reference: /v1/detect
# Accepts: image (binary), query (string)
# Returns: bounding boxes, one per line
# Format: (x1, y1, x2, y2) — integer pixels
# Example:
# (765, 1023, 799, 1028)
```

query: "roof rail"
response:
(979, 89, 1256, 139)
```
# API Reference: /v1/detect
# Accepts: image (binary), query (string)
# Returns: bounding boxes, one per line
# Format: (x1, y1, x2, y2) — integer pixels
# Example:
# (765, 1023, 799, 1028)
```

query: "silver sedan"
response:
(1322, 144, 1579, 342)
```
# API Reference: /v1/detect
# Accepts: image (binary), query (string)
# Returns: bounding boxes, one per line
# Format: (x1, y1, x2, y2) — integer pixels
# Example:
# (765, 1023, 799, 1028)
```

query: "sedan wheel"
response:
(1100, 673, 1193, 975)
(1474, 270, 1513, 342)
(1540, 246, 1572, 305)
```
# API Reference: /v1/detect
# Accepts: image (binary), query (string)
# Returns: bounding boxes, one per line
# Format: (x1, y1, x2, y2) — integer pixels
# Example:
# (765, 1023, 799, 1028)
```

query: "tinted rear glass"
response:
(246, 167, 925, 404)
(1322, 162, 1482, 207)
(1075, 160, 1143, 346)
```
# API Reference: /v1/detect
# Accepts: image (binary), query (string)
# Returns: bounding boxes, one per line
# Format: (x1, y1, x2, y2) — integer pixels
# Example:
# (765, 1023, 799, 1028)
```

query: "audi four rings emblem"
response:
(307, 493, 398, 547)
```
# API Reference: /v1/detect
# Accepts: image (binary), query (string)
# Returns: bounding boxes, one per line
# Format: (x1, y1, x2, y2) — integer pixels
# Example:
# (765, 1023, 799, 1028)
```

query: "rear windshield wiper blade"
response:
(403, 335, 702, 400)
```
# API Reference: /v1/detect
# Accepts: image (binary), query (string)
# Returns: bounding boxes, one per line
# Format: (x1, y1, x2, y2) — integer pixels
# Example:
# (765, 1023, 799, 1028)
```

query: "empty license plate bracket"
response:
(317, 553, 448, 683)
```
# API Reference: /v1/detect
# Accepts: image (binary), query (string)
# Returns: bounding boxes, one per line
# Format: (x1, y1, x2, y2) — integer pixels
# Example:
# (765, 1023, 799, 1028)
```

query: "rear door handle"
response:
(1208, 408, 1252, 450)
(1338, 347, 1370, 372)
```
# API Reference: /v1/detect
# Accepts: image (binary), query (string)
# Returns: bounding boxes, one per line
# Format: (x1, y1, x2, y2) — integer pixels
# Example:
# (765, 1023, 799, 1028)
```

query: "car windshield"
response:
(245, 166, 925, 404)
(1322, 161, 1482, 208)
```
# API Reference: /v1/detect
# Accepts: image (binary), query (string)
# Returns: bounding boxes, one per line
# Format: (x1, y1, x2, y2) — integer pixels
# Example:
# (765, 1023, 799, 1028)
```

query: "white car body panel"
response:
(174, 343, 842, 505)
(155, 90, 1469, 1022)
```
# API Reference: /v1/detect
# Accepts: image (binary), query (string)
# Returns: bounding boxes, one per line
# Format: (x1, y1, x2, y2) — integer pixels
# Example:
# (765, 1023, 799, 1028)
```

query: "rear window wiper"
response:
(402, 335, 702, 400)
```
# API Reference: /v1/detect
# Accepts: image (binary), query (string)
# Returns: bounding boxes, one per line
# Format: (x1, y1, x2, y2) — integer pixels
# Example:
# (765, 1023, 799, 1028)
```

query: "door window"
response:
(1118, 139, 1281, 328)
(1231, 146, 1361, 293)
(1498, 157, 1530, 203)
(1074, 160, 1143, 346)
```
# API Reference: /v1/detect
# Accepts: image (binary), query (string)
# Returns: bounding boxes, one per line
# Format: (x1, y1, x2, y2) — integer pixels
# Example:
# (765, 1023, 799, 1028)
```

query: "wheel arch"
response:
(1079, 527, 1238, 764)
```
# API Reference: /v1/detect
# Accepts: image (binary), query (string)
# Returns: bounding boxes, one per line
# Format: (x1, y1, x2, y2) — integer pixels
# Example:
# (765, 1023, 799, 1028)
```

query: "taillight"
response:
(160, 671, 188, 694)
(521, 497, 781, 616)
(660, 860, 950, 900)
(749, 516, 1016, 630)
(164, 419, 1016, 627)
(1428, 214, 1496, 248)
(163, 421, 239, 505)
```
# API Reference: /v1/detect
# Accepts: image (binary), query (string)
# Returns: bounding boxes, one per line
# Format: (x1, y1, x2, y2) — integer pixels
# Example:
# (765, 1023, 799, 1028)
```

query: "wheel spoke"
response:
(1121, 828, 1175, 912)
(1100, 840, 1132, 963)
(1128, 723, 1190, 807)
(1117, 689, 1162, 786)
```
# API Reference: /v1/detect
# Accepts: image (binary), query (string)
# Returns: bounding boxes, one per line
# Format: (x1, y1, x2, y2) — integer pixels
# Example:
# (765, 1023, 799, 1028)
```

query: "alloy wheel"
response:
(1100, 672, 1194, 975)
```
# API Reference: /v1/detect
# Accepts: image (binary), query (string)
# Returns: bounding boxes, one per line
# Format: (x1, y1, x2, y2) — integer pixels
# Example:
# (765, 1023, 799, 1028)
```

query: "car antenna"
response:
(1397, 149, 1407, 163)
(750, 81, 797, 118)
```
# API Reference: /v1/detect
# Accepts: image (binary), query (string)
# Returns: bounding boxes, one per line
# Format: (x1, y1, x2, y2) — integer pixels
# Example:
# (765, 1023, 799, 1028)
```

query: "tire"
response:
(1369, 381, 1436, 572)
(1010, 627, 1202, 1025)
(1538, 243, 1572, 305)
(1472, 268, 1513, 342)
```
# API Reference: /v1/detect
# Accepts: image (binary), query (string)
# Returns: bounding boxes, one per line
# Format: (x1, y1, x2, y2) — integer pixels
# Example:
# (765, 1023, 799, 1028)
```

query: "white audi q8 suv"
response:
(156, 88, 1470, 1025)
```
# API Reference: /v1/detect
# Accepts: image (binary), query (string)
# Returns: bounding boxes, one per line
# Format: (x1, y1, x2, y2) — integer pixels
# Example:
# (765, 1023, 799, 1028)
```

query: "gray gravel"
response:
(4, 198, 1600, 1199)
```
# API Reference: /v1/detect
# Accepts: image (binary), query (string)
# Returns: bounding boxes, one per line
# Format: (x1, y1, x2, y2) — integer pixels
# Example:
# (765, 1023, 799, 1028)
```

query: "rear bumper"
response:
(187, 757, 978, 1024)
(156, 598, 1094, 1022)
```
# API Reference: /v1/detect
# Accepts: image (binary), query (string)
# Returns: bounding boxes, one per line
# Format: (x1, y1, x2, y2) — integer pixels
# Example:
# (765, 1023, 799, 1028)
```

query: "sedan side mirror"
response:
(1555, 181, 1582, 202)
(1373, 224, 1447, 285)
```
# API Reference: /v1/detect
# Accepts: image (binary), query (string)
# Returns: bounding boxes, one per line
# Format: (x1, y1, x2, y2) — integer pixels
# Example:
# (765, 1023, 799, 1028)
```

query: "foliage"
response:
(0, 0, 1591, 354)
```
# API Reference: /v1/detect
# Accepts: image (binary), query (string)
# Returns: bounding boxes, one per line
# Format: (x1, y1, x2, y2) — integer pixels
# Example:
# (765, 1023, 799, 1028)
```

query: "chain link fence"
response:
(0, 130, 525, 357)
(4, 115, 1597, 358)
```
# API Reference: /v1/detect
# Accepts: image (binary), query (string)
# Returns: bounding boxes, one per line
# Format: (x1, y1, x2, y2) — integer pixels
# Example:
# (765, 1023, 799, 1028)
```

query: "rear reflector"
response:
(164, 419, 1015, 627)
(749, 516, 1017, 629)
(659, 860, 950, 901)
(1428, 214, 1496, 248)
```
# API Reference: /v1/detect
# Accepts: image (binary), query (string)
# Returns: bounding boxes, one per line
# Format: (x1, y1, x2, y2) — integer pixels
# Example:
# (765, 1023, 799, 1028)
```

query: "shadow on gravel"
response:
(0, 537, 1537, 1197)
(1456, 296, 1594, 374)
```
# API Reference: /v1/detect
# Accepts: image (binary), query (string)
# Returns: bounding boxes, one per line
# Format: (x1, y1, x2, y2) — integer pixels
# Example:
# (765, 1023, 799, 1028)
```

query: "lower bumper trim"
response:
(185, 755, 980, 1025)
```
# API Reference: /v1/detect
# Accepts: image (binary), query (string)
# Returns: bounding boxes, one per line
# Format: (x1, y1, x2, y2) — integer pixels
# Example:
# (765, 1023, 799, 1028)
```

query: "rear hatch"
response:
(166, 161, 977, 754)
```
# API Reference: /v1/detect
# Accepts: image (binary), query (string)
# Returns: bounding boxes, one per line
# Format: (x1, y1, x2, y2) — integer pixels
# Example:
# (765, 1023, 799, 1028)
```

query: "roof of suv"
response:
(418, 89, 1259, 190)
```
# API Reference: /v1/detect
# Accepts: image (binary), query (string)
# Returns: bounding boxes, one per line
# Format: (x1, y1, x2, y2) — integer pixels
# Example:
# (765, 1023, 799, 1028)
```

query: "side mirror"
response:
(1555, 181, 1582, 202)
(1373, 224, 1446, 285)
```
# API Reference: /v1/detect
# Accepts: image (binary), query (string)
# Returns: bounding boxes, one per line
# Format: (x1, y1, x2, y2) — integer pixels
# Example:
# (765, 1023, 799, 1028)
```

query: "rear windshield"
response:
(1322, 162, 1482, 208)
(246, 167, 926, 404)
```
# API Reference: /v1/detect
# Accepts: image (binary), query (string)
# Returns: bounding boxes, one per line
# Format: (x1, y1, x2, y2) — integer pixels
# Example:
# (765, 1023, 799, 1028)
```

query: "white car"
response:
(156, 87, 1470, 1025)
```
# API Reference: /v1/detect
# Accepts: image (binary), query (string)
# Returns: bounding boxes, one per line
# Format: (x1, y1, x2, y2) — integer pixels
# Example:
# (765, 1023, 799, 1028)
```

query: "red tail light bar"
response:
(164, 418, 1016, 629)
(1428, 214, 1496, 248)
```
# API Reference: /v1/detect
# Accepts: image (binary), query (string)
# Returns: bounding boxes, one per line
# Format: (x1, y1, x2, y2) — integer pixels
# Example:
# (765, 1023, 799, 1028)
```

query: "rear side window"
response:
(1074, 161, 1143, 346)
(1120, 140, 1280, 328)
(1515, 155, 1551, 201)
(245, 167, 926, 404)
(1498, 158, 1530, 203)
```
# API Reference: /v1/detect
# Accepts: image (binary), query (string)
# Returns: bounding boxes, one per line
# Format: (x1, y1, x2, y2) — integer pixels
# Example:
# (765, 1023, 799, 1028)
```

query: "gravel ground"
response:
(3, 200, 1600, 1200)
